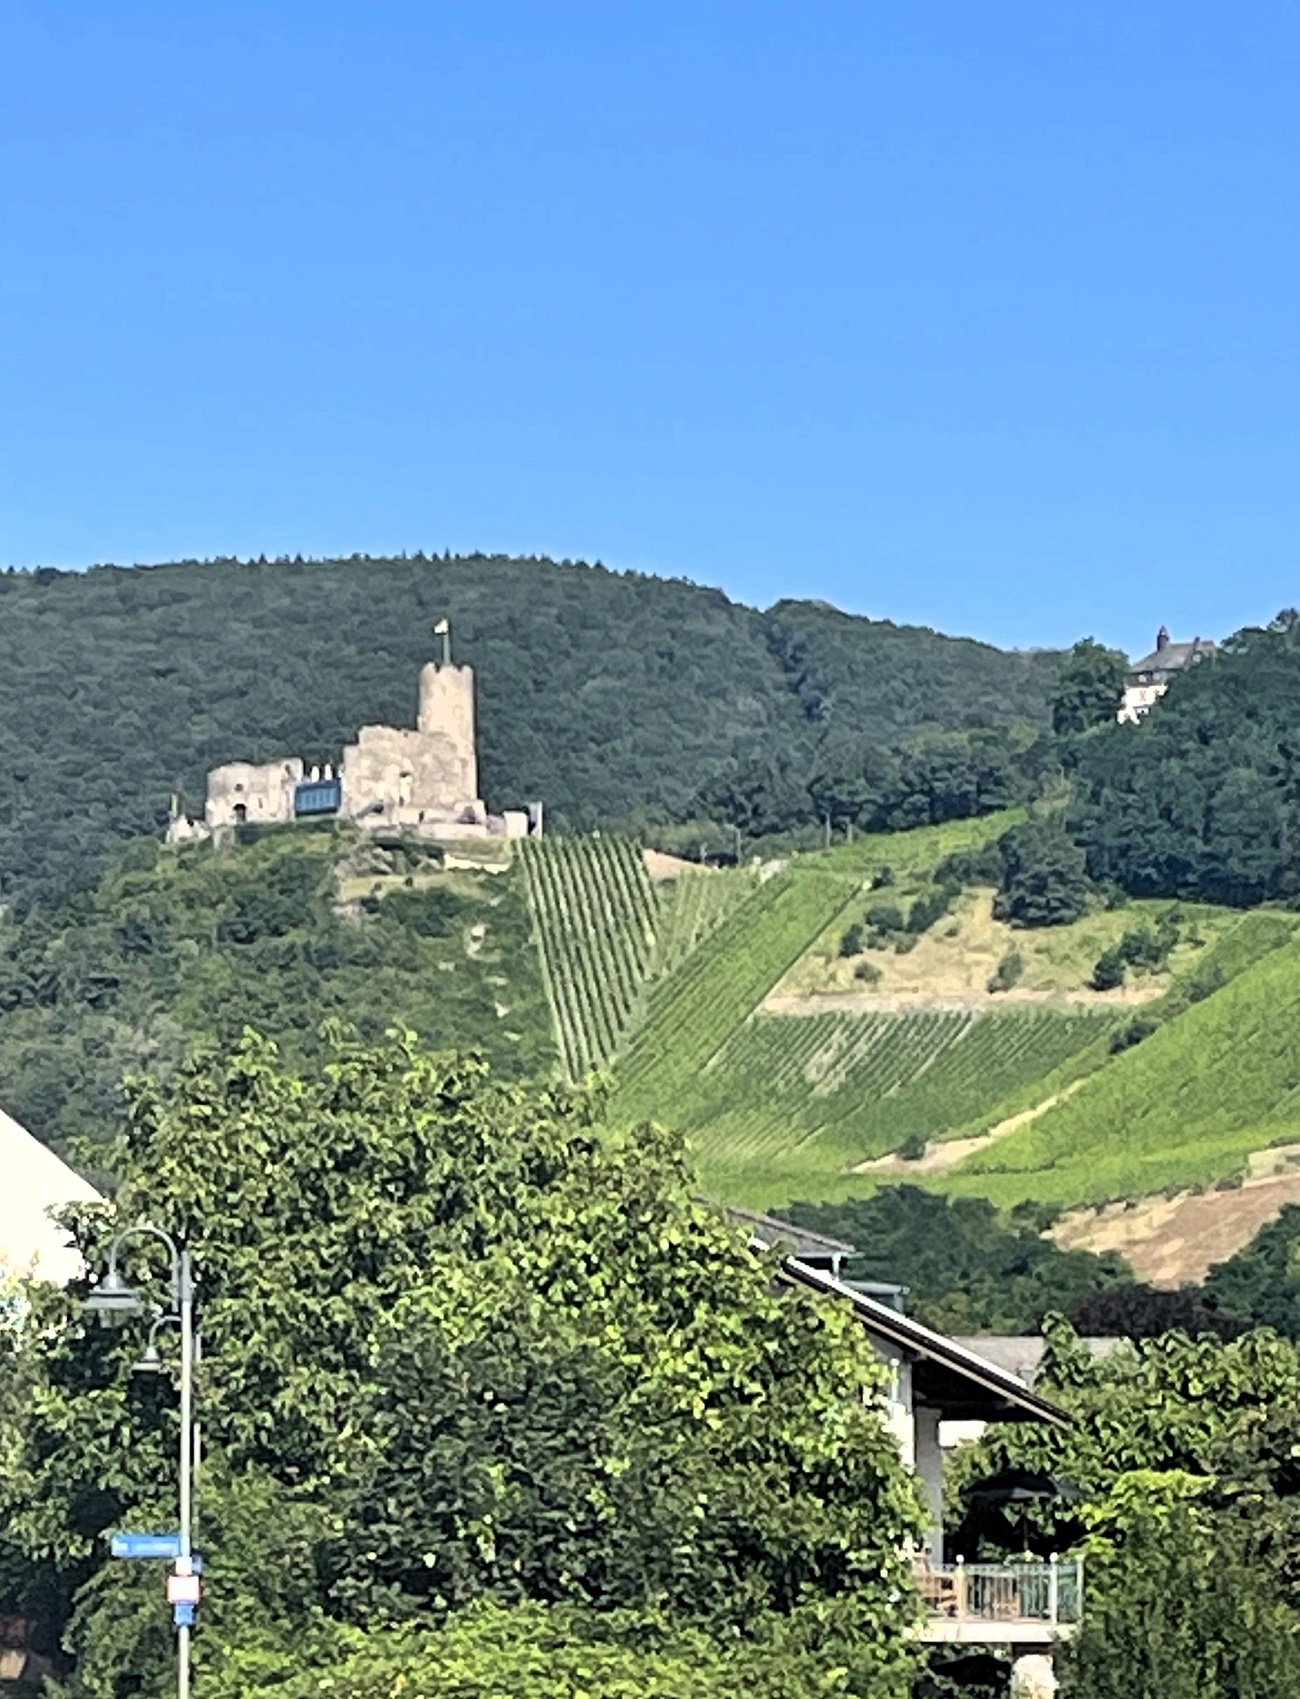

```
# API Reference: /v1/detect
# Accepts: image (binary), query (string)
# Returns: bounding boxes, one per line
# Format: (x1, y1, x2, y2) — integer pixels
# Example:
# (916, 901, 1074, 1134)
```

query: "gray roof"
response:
(1129, 636, 1215, 676)
(722, 1204, 857, 1258)
(782, 1259, 1072, 1426)
(951, 1335, 1123, 1386)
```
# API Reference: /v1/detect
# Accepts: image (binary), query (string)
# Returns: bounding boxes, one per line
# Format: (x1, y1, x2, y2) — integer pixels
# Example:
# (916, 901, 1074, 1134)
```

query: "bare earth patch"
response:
(643, 849, 714, 882)
(1053, 1146, 1300, 1285)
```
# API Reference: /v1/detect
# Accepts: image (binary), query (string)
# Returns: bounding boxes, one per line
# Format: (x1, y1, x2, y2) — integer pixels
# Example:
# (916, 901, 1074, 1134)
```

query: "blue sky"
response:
(3, 1, 1298, 653)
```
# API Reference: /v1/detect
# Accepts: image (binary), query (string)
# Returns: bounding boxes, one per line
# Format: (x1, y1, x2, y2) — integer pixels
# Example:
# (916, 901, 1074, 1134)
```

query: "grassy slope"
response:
(939, 914, 1300, 1208)
(518, 836, 657, 1079)
(686, 1007, 1115, 1205)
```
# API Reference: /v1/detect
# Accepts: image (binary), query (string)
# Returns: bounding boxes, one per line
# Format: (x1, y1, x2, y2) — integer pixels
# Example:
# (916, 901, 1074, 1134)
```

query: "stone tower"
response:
(417, 661, 479, 807)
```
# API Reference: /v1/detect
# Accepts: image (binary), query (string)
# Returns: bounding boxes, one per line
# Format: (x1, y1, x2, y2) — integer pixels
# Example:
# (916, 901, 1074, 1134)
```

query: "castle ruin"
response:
(169, 629, 539, 845)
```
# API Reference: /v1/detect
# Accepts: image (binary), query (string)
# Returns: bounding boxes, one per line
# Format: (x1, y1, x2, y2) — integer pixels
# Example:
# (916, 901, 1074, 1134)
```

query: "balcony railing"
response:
(916, 1557, 1083, 1637)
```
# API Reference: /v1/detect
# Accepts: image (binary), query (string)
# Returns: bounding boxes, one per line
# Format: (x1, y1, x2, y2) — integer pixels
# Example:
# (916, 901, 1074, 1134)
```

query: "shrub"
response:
(871, 864, 896, 889)
(1091, 946, 1127, 991)
(1109, 1016, 1159, 1053)
(866, 901, 905, 934)
(935, 843, 1003, 887)
(898, 1132, 928, 1161)
(906, 881, 960, 935)
(987, 949, 1024, 994)
(380, 884, 466, 938)
(839, 923, 865, 958)
(854, 959, 882, 984)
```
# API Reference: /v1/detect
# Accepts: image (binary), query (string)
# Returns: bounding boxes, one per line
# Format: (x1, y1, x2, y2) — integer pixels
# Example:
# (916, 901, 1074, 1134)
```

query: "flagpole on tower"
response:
(434, 617, 451, 666)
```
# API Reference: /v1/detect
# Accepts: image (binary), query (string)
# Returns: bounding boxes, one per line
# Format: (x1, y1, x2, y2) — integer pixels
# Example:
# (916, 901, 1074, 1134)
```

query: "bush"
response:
(906, 881, 960, 935)
(853, 959, 882, 984)
(871, 865, 896, 889)
(206, 1605, 914, 1699)
(378, 884, 466, 938)
(935, 843, 1003, 887)
(1091, 946, 1127, 992)
(1118, 919, 1179, 972)
(987, 950, 1024, 994)
(865, 901, 905, 934)
(898, 1132, 928, 1161)
(839, 922, 865, 958)
(1109, 1016, 1158, 1053)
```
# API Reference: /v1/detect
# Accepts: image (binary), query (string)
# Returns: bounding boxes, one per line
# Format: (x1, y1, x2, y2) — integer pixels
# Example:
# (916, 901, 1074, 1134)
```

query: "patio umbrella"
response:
(968, 1467, 1081, 1504)
(964, 1469, 1081, 1553)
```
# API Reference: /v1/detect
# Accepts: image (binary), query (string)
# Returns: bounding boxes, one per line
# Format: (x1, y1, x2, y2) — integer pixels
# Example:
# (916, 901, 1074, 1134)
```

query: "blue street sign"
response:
(173, 1602, 196, 1629)
(110, 1532, 182, 1560)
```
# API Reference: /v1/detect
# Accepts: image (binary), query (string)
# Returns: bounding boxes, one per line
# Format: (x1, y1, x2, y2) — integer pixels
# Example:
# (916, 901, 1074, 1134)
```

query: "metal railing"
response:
(916, 1557, 1083, 1627)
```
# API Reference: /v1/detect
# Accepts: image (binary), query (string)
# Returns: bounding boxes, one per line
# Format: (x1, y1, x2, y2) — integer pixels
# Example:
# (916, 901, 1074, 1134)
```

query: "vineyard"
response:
(679, 1007, 1113, 1201)
(648, 867, 758, 983)
(609, 867, 861, 1125)
(944, 925, 1300, 1209)
(518, 836, 657, 1079)
(517, 824, 1300, 1219)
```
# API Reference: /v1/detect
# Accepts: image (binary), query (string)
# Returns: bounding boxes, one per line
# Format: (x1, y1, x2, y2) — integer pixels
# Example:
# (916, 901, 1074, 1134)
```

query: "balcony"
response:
(916, 1558, 1083, 1645)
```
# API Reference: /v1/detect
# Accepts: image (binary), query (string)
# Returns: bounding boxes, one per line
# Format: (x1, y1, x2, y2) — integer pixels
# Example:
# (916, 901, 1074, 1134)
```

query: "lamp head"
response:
(132, 1343, 163, 1375)
(84, 1268, 145, 1328)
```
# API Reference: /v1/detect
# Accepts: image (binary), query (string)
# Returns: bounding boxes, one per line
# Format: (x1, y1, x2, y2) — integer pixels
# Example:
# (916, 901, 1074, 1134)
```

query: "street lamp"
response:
(85, 1225, 197, 1699)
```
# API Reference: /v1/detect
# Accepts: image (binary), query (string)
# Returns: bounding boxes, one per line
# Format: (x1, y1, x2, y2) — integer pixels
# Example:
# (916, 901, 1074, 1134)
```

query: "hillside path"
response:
(852, 1082, 1084, 1175)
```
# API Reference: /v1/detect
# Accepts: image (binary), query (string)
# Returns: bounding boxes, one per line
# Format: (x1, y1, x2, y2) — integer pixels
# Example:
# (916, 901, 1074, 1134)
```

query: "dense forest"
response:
(0, 826, 555, 1168)
(0, 555, 1059, 899)
(1069, 611, 1300, 905)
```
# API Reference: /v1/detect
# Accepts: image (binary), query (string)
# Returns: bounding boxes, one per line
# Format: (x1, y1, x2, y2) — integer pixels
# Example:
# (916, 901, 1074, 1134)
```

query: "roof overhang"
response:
(781, 1257, 1071, 1427)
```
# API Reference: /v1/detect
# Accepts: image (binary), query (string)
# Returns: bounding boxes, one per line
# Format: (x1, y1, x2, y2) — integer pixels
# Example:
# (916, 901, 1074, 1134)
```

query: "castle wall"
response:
(340, 663, 482, 827)
(188, 658, 499, 845)
(206, 759, 303, 829)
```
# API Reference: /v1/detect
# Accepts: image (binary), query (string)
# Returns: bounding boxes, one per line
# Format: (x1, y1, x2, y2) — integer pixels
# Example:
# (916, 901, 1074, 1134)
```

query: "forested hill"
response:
(0, 554, 1059, 897)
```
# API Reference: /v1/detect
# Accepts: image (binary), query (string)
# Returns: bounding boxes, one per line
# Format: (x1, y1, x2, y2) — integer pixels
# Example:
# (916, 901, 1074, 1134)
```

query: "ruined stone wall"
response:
(340, 663, 482, 827)
(205, 759, 303, 829)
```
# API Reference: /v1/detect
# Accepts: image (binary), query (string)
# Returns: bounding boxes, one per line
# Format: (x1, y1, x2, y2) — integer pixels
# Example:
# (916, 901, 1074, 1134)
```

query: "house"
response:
(740, 1212, 1081, 1661)
(1117, 625, 1216, 723)
(0, 1103, 101, 1286)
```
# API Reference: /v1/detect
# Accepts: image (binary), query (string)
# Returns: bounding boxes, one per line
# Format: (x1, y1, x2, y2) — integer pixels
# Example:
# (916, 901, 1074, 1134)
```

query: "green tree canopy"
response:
(1050, 638, 1128, 738)
(993, 818, 1092, 928)
(0, 1030, 921, 1697)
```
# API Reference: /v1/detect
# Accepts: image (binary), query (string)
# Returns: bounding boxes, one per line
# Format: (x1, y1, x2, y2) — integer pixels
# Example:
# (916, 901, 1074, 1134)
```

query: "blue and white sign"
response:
(110, 1532, 183, 1560)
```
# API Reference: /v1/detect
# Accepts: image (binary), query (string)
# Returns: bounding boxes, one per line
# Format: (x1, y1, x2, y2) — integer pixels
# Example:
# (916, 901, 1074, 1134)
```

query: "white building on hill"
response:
(1117, 625, 1216, 723)
(0, 1105, 101, 1284)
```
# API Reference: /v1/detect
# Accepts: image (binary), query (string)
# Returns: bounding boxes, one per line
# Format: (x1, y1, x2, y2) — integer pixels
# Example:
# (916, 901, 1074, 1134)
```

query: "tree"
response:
(1062, 1507, 1300, 1699)
(0, 1031, 922, 1695)
(1050, 639, 1128, 737)
(1090, 945, 1126, 991)
(1202, 1204, 1300, 1337)
(993, 819, 1091, 928)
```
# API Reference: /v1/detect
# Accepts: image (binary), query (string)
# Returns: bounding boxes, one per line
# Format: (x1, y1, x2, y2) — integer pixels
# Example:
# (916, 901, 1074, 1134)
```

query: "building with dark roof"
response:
(1118, 624, 1216, 723)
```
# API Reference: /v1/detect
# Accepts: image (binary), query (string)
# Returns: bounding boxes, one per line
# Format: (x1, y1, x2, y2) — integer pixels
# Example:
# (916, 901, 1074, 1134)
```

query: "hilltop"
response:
(0, 554, 1059, 899)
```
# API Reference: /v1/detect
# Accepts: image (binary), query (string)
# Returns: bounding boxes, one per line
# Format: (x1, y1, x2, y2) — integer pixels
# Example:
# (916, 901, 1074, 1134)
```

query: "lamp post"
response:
(85, 1225, 196, 1699)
